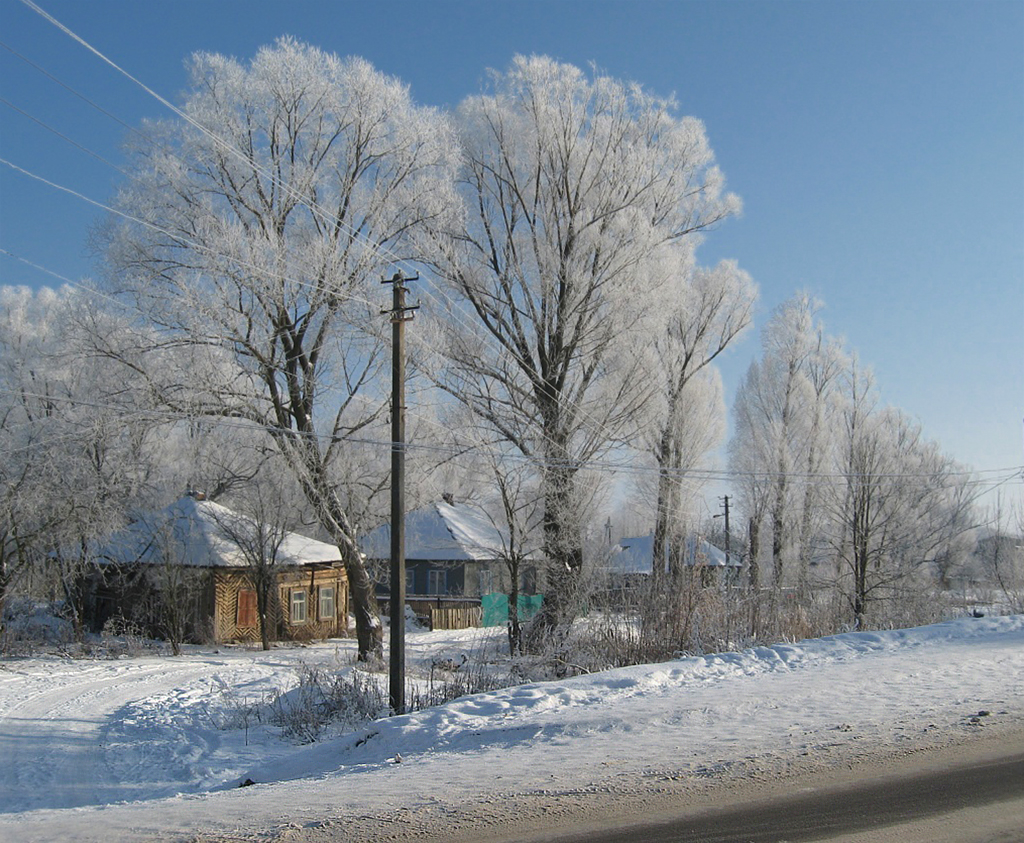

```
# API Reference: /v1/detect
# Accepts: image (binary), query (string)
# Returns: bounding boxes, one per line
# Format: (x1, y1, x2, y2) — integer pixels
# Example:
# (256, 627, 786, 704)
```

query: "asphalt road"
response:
(542, 751, 1024, 843)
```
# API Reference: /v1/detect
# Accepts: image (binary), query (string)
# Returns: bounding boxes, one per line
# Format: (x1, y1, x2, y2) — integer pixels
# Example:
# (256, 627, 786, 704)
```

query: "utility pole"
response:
(383, 270, 418, 716)
(719, 495, 731, 567)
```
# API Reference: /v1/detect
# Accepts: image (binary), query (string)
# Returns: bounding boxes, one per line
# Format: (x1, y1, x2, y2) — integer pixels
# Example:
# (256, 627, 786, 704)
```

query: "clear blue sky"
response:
(1, 0, 1022, 506)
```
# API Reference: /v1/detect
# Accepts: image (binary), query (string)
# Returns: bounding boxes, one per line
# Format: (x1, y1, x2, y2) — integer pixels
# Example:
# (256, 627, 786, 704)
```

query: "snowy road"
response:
(0, 649, 330, 814)
(0, 658, 241, 810)
(0, 617, 1022, 843)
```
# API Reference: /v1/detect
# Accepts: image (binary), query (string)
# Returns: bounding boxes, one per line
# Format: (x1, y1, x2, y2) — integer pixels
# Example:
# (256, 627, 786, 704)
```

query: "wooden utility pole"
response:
(383, 271, 418, 715)
(721, 495, 731, 566)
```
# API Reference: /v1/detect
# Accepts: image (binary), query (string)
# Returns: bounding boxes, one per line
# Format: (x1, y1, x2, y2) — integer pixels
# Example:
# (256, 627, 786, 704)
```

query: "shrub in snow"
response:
(381, 604, 428, 632)
(1, 599, 73, 650)
(269, 663, 386, 743)
(100, 615, 151, 657)
(409, 654, 512, 710)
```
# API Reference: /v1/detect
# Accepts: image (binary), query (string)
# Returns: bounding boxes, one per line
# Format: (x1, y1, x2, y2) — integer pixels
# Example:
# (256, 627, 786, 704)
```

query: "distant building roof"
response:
(606, 534, 739, 575)
(360, 502, 515, 562)
(93, 496, 340, 568)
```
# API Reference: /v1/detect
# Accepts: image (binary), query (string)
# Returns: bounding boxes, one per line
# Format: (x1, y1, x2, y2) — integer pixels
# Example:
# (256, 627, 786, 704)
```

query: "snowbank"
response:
(0, 616, 1021, 842)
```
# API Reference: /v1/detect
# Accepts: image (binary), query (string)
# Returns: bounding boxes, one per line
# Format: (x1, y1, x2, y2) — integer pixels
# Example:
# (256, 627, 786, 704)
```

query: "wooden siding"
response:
(276, 566, 349, 641)
(83, 564, 350, 645)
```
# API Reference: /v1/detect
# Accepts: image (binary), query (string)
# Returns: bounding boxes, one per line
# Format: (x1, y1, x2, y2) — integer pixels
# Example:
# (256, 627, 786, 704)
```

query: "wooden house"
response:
(82, 495, 348, 644)
(361, 500, 540, 629)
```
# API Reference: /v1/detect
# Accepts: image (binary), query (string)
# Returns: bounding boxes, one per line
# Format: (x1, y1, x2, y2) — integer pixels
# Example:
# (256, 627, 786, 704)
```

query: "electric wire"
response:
(5, 4, 1020, 512)
(9, 0, 661, 473)
(1, 382, 1020, 498)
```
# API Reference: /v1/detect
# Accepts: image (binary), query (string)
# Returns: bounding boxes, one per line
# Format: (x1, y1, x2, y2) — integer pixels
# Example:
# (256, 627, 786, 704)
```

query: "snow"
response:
(93, 496, 342, 568)
(360, 501, 515, 561)
(1, 616, 1022, 842)
(609, 533, 738, 574)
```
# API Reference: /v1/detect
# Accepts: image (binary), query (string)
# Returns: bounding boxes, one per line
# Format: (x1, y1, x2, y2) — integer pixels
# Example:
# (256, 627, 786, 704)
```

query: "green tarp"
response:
(481, 593, 543, 627)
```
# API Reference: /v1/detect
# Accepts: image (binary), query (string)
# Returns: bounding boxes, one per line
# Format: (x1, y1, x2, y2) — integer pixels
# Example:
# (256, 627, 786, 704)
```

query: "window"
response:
(237, 589, 257, 628)
(478, 569, 494, 596)
(405, 567, 416, 594)
(319, 586, 335, 621)
(290, 589, 307, 624)
(427, 568, 447, 596)
(520, 567, 537, 594)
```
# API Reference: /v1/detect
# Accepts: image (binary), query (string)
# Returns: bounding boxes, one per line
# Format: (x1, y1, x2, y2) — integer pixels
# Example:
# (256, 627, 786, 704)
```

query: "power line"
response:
(1, 382, 1020, 495)
(6, 5, 1016, 505)
(0, 96, 131, 177)
(0, 38, 145, 138)
(10, 2, 661, 475)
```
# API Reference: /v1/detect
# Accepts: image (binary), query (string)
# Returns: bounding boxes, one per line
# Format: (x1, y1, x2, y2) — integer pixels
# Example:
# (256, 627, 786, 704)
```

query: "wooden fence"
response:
(429, 605, 482, 631)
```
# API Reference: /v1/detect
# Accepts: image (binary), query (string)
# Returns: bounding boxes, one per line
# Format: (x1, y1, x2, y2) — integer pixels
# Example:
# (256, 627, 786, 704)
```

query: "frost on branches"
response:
(432, 56, 741, 644)
(102, 39, 459, 659)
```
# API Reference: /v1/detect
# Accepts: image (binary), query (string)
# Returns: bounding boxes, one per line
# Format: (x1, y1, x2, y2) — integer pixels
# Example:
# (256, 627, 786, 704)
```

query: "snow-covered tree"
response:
(792, 330, 846, 596)
(0, 286, 157, 632)
(432, 56, 740, 641)
(729, 294, 824, 597)
(825, 362, 976, 626)
(101, 39, 459, 658)
(209, 483, 295, 652)
(643, 257, 755, 578)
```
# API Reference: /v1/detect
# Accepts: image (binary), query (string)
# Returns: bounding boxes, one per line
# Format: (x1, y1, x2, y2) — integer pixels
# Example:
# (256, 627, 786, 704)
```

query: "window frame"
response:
(478, 569, 494, 596)
(290, 589, 307, 624)
(427, 568, 447, 596)
(318, 585, 335, 621)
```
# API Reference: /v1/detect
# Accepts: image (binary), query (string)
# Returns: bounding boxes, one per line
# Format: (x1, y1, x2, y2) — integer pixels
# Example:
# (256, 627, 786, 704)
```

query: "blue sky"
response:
(1, 0, 1021, 506)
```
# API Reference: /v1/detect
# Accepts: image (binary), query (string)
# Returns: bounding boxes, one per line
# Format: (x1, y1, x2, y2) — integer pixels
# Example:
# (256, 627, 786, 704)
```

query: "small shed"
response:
(82, 496, 348, 644)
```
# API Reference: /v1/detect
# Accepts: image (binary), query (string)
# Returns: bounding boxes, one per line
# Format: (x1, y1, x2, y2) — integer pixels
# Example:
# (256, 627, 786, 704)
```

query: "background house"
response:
(361, 500, 540, 628)
(602, 533, 741, 592)
(82, 495, 348, 644)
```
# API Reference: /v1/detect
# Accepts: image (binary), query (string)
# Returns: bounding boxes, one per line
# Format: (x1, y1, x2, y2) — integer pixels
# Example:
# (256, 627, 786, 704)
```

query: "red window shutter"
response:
(237, 589, 258, 628)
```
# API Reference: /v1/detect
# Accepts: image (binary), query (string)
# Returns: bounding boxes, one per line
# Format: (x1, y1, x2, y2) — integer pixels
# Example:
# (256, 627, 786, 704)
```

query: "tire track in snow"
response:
(0, 659, 231, 812)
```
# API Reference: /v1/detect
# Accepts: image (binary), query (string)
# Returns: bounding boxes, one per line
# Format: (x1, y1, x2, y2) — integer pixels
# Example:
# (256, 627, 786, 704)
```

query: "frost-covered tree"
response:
(977, 498, 1024, 613)
(0, 286, 157, 632)
(825, 362, 976, 627)
(0, 291, 58, 623)
(432, 56, 740, 640)
(729, 295, 823, 597)
(101, 39, 459, 658)
(209, 482, 296, 651)
(644, 257, 755, 578)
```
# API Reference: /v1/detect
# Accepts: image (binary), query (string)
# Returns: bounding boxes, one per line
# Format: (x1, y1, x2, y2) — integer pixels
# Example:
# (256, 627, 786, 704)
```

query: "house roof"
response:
(359, 502, 513, 562)
(606, 534, 739, 575)
(93, 496, 341, 568)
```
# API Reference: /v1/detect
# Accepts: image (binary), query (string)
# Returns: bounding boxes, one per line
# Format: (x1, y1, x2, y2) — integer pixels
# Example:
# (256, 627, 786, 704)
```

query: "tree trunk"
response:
(651, 423, 674, 587)
(343, 543, 383, 660)
(526, 464, 583, 650)
(292, 461, 383, 660)
(507, 556, 521, 658)
(256, 585, 272, 652)
(796, 399, 825, 598)
(748, 516, 761, 637)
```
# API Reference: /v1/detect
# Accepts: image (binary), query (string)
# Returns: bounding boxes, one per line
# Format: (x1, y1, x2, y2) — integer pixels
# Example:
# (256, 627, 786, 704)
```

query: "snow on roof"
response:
(607, 533, 738, 575)
(359, 502, 512, 562)
(94, 496, 340, 568)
